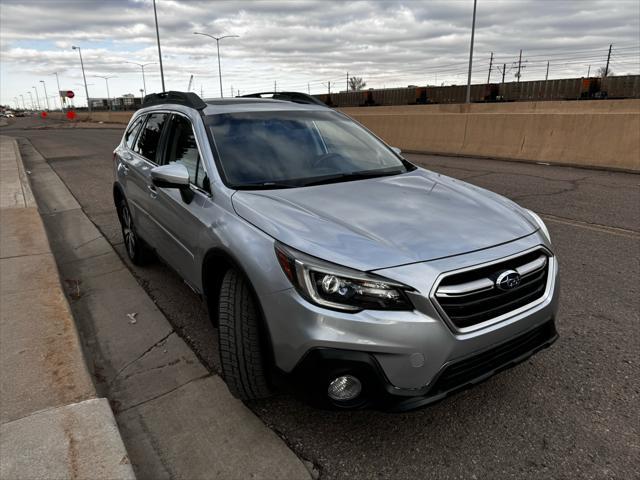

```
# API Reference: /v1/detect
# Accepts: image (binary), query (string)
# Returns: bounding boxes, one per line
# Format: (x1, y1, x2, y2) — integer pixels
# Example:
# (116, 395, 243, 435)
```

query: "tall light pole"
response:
(72, 45, 91, 112)
(153, 0, 166, 92)
(39, 80, 50, 110)
(27, 91, 35, 109)
(94, 75, 116, 110)
(19, 94, 26, 110)
(32, 86, 41, 110)
(126, 61, 156, 97)
(53, 72, 64, 112)
(465, 0, 478, 104)
(193, 32, 239, 98)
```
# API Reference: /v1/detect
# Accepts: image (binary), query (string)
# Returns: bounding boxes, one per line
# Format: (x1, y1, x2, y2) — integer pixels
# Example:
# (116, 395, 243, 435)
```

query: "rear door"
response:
(149, 112, 213, 288)
(127, 112, 170, 247)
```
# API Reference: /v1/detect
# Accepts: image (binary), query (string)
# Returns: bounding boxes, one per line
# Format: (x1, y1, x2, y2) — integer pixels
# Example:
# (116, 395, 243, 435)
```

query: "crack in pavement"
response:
(115, 373, 212, 414)
(540, 213, 640, 238)
(108, 331, 176, 387)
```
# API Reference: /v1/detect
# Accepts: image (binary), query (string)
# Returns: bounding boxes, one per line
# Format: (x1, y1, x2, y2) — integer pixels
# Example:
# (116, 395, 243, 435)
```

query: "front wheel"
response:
(218, 268, 272, 400)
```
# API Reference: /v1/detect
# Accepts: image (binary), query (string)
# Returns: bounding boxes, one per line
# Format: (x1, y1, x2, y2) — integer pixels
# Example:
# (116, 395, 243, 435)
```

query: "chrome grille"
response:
(434, 249, 551, 331)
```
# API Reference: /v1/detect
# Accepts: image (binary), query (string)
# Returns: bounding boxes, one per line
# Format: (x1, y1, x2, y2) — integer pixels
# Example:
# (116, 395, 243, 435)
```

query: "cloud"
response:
(1, 0, 638, 106)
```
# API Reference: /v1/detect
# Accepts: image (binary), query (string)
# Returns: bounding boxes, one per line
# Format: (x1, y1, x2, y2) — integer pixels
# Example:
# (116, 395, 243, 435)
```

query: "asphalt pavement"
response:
(3, 116, 639, 480)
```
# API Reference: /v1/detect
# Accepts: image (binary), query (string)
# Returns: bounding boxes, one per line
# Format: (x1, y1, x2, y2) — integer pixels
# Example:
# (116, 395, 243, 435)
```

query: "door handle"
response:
(147, 184, 157, 198)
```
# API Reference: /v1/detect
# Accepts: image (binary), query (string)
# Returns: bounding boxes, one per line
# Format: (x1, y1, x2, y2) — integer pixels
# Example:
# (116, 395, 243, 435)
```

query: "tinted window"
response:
(124, 117, 143, 149)
(163, 115, 208, 190)
(208, 110, 408, 188)
(134, 113, 168, 162)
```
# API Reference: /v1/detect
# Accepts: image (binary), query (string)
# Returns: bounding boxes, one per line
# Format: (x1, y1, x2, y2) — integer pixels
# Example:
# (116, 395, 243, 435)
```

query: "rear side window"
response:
(162, 114, 208, 190)
(134, 113, 168, 162)
(124, 117, 144, 149)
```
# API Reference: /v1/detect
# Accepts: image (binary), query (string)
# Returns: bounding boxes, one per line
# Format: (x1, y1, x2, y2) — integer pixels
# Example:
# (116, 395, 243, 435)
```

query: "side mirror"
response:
(391, 146, 402, 156)
(151, 163, 190, 189)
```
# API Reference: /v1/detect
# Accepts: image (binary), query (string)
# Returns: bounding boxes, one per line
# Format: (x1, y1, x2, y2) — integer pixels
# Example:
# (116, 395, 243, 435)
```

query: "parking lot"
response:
(4, 116, 639, 479)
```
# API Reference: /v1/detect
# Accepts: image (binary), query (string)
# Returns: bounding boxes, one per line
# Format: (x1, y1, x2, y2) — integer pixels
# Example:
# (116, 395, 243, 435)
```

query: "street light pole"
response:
(19, 94, 26, 110)
(40, 80, 50, 110)
(193, 32, 239, 98)
(126, 62, 156, 97)
(465, 0, 478, 104)
(72, 45, 91, 112)
(32, 86, 41, 110)
(27, 91, 35, 109)
(94, 75, 116, 110)
(153, 0, 166, 92)
(53, 72, 64, 112)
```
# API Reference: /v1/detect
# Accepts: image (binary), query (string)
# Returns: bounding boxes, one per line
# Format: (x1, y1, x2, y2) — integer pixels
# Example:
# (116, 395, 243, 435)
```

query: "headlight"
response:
(274, 242, 413, 312)
(526, 209, 551, 244)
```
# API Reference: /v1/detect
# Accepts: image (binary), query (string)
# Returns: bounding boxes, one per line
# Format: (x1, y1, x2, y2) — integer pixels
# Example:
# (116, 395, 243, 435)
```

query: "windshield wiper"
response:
(301, 168, 405, 187)
(233, 180, 300, 190)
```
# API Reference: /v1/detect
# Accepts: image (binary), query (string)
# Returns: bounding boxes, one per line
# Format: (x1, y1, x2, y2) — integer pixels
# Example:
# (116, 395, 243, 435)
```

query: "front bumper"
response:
(260, 234, 559, 408)
(292, 319, 558, 411)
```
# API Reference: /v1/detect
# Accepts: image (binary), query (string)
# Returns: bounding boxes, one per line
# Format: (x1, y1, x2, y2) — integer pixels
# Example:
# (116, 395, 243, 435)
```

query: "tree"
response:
(596, 66, 614, 77)
(348, 76, 367, 91)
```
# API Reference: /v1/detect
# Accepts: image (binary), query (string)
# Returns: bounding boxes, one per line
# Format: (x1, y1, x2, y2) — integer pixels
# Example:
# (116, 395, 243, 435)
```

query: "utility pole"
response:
(32, 86, 41, 110)
(153, 0, 165, 92)
(193, 32, 239, 98)
(72, 46, 91, 112)
(346, 72, 349, 92)
(545, 60, 549, 81)
(39, 80, 50, 110)
(587, 65, 591, 78)
(465, 0, 478, 103)
(95, 75, 116, 110)
(487, 52, 493, 84)
(501, 63, 506, 84)
(53, 72, 64, 112)
(604, 44, 612, 77)
(516, 49, 523, 83)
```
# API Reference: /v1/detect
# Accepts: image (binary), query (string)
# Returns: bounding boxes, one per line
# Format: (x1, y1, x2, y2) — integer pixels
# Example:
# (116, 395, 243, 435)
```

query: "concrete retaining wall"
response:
(343, 101, 640, 172)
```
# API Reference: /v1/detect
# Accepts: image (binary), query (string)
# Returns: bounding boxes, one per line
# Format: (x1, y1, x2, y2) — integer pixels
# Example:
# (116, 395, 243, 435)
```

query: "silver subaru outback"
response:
(113, 91, 559, 410)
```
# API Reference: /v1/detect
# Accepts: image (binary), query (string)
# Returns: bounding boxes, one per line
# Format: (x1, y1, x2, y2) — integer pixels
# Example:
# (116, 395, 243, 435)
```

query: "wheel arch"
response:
(201, 247, 276, 367)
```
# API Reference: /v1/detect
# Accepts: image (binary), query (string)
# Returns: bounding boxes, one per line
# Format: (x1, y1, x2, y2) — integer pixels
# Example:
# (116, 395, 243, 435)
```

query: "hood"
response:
(232, 169, 537, 271)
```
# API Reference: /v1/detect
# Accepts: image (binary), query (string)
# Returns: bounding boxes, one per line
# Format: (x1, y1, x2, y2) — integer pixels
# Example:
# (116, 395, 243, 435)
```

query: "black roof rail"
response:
(142, 91, 207, 110)
(239, 91, 327, 107)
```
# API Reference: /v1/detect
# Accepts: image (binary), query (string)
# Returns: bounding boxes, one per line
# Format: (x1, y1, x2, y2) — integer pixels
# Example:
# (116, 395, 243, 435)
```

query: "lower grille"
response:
(427, 320, 557, 396)
(434, 248, 551, 330)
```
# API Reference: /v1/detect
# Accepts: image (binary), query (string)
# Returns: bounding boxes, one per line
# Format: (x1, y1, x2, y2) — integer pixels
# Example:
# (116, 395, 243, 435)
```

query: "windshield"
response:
(207, 110, 412, 188)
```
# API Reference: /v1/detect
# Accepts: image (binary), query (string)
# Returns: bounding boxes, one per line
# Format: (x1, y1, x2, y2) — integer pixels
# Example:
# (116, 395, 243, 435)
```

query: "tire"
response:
(118, 197, 153, 266)
(218, 268, 272, 400)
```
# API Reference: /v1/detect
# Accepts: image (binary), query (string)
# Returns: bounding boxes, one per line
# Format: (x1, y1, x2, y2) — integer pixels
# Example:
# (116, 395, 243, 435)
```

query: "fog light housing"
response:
(327, 375, 362, 401)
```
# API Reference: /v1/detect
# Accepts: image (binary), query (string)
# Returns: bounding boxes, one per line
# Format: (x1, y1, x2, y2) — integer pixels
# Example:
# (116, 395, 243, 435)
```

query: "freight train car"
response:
(314, 74, 639, 106)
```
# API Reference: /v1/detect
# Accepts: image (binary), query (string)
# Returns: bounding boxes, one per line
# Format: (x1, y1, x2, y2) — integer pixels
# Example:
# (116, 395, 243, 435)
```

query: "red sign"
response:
(66, 110, 77, 120)
(41, 111, 48, 118)
(66, 90, 75, 99)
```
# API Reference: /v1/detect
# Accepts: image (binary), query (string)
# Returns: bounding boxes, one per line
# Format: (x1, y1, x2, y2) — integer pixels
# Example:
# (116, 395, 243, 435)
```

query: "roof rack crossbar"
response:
(239, 91, 327, 107)
(142, 91, 207, 110)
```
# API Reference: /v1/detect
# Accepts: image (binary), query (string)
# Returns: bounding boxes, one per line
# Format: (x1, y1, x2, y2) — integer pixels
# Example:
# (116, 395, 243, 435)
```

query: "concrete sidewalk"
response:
(0, 135, 135, 479)
(15, 135, 312, 479)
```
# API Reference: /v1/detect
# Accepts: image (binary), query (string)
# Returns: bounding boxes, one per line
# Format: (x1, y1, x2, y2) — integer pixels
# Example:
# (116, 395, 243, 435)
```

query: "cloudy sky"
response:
(1, 0, 638, 108)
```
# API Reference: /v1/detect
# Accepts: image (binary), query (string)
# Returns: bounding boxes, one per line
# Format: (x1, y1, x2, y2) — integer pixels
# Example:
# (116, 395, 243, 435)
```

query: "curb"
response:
(0, 135, 136, 479)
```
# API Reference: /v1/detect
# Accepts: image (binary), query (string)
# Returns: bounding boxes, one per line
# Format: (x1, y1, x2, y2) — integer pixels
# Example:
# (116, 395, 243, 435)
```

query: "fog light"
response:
(327, 375, 362, 401)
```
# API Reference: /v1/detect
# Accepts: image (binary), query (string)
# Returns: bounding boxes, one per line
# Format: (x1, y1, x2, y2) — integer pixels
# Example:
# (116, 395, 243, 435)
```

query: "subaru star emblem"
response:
(496, 270, 521, 291)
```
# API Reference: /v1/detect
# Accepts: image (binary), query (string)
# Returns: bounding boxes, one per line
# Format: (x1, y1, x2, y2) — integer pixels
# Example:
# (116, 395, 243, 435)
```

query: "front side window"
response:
(207, 110, 411, 188)
(124, 117, 144, 149)
(134, 113, 168, 162)
(162, 115, 208, 190)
